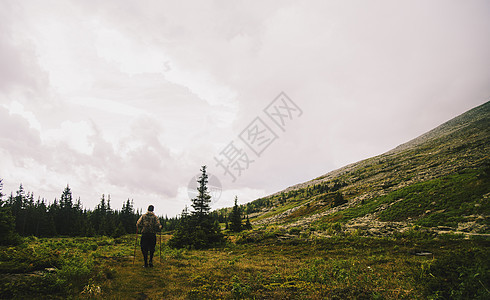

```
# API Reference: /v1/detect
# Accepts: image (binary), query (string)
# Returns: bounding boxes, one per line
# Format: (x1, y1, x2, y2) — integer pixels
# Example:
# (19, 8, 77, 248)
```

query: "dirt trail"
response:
(98, 236, 180, 299)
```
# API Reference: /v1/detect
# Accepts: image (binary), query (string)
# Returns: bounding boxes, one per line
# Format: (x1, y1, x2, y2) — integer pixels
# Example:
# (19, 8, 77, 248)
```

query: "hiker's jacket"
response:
(137, 211, 161, 234)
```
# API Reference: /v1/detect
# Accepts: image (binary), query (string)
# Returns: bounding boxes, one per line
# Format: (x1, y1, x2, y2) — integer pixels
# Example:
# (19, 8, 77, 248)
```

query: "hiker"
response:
(136, 205, 162, 268)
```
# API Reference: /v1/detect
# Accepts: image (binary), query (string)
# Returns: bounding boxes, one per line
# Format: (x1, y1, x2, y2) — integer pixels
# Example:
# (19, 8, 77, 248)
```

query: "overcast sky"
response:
(1, 0, 489, 216)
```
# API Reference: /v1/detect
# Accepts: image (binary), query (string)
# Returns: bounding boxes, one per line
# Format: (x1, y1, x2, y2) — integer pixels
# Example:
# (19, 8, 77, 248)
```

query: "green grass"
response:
(1, 235, 489, 299)
(252, 199, 307, 222)
(379, 169, 489, 227)
(320, 168, 490, 230)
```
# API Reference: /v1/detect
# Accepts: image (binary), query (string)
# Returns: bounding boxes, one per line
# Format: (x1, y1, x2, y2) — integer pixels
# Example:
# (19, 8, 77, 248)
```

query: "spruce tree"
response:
(59, 185, 73, 235)
(0, 179, 21, 245)
(168, 206, 192, 248)
(191, 166, 212, 218)
(244, 216, 252, 230)
(121, 199, 136, 234)
(229, 196, 242, 232)
(169, 166, 225, 249)
(11, 184, 25, 234)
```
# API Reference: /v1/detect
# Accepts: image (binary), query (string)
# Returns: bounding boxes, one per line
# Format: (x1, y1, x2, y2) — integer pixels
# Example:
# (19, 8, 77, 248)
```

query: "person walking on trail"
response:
(136, 205, 162, 268)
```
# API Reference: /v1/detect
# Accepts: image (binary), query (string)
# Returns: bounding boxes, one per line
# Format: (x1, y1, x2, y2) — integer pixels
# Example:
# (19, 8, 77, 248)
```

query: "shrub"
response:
(419, 248, 490, 299)
(161, 244, 185, 259)
(57, 254, 94, 290)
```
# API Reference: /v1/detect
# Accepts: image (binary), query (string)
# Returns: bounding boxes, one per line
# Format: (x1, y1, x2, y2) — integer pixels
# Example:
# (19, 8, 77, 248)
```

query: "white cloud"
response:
(69, 97, 147, 117)
(3, 101, 42, 131)
(42, 120, 95, 155)
(94, 25, 170, 75)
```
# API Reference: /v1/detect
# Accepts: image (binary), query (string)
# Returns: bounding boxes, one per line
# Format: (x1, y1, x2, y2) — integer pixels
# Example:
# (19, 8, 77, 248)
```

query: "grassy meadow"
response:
(1, 233, 489, 299)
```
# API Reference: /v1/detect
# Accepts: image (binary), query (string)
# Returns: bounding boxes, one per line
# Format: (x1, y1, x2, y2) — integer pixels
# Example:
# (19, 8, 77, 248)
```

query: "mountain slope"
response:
(245, 101, 490, 237)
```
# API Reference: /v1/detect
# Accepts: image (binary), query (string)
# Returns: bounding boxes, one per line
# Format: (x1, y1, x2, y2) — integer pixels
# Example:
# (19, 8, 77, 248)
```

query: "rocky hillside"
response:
(244, 101, 490, 237)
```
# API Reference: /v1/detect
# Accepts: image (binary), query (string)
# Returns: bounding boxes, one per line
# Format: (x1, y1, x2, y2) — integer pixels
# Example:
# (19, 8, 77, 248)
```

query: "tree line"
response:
(0, 180, 179, 243)
(1, 168, 252, 248)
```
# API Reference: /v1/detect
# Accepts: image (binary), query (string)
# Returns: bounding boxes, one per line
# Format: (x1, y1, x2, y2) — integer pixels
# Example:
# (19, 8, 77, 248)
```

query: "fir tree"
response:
(169, 166, 225, 249)
(244, 216, 252, 230)
(121, 199, 136, 234)
(60, 185, 73, 209)
(191, 166, 212, 218)
(0, 179, 21, 245)
(58, 185, 74, 235)
(168, 206, 193, 248)
(229, 196, 242, 232)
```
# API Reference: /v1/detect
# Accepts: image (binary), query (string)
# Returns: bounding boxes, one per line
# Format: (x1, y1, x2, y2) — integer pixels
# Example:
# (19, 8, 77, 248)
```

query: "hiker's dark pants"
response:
(140, 233, 156, 265)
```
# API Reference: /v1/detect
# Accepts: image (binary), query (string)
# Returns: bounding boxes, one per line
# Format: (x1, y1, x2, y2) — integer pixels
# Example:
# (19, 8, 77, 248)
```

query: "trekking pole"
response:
(132, 230, 138, 265)
(159, 230, 162, 263)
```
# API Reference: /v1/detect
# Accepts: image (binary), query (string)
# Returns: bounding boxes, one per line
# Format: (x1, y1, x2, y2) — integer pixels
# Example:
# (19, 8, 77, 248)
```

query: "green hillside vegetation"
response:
(245, 101, 490, 237)
(326, 168, 489, 227)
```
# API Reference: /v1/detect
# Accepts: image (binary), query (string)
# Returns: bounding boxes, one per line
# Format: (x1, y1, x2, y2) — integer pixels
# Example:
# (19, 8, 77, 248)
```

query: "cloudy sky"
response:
(1, 0, 489, 216)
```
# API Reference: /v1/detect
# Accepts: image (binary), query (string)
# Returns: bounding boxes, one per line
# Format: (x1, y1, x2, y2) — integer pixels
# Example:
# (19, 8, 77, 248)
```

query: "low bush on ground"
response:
(0, 236, 130, 299)
(418, 248, 490, 299)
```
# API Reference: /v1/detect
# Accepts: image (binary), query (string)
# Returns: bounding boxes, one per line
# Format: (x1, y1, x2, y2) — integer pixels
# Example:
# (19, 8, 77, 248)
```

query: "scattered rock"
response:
(44, 267, 57, 273)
